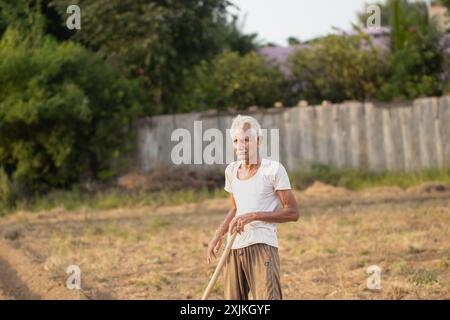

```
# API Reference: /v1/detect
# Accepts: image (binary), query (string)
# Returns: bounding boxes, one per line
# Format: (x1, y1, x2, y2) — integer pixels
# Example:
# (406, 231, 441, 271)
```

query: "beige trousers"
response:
(223, 243, 282, 300)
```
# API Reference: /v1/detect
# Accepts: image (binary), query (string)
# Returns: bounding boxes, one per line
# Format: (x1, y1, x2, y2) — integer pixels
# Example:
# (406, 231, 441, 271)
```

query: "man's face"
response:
(232, 123, 259, 164)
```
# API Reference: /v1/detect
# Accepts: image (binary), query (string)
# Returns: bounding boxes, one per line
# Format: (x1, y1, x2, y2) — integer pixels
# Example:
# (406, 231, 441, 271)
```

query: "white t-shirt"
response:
(224, 158, 292, 249)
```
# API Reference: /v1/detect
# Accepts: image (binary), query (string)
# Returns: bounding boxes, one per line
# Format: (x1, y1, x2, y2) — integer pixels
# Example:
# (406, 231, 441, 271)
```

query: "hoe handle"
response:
(201, 231, 238, 300)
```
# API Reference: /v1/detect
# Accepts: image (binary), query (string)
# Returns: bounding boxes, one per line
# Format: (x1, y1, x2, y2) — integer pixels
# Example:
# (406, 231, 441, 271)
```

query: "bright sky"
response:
(230, 0, 371, 46)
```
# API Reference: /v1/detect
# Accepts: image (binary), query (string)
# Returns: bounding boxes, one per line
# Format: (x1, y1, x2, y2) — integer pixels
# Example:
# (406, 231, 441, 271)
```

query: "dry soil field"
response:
(0, 182, 449, 300)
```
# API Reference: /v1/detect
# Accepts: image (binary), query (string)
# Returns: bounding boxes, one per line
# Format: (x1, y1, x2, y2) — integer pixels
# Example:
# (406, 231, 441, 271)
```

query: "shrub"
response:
(288, 32, 389, 104)
(0, 28, 145, 193)
(376, 0, 443, 100)
(178, 50, 286, 111)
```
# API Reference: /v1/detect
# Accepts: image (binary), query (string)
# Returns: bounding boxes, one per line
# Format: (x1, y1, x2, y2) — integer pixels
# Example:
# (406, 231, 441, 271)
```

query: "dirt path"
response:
(0, 240, 85, 300)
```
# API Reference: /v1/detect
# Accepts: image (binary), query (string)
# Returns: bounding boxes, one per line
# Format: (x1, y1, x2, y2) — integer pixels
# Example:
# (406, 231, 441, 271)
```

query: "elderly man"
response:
(207, 115, 299, 300)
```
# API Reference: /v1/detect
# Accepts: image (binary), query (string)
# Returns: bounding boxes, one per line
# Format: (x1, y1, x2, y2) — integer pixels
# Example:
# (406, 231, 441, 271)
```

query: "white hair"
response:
(230, 115, 263, 139)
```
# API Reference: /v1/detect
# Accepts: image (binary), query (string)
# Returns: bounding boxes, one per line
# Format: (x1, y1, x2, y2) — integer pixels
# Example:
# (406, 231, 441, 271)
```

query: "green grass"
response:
(146, 217, 172, 233)
(291, 164, 450, 191)
(409, 269, 439, 286)
(7, 187, 228, 215)
(104, 221, 129, 239)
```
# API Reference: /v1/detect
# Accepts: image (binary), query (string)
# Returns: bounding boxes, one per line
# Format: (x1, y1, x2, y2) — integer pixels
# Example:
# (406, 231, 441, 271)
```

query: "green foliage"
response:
(356, 0, 428, 29)
(0, 0, 46, 38)
(178, 50, 286, 111)
(288, 33, 389, 104)
(48, 0, 255, 114)
(50, 0, 169, 113)
(439, 0, 450, 10)
(377, 42, 443, 100)
(356, 0, 444, 101)
(376, 0, 443, 100)
(291, 164, 450, 191)
(218, 14, 260, 55)
(287, 37, 301, 45)
(0, 28, 144, 192)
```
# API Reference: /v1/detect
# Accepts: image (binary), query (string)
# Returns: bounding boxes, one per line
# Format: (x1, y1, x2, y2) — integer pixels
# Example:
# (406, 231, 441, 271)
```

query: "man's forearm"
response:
(252, 208, 299, 223)
(215, 208, 236, 237)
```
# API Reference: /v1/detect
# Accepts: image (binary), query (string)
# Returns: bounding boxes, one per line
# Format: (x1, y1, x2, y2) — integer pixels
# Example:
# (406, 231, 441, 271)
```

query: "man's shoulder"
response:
(261, 158, 285, 174)
(225, 161, 240, 174)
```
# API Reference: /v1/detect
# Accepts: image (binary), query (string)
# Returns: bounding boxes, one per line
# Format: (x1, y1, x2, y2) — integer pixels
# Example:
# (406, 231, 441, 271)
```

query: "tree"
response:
(219, 14, 260, 55)
(356, 0, 444, 100)
(287, 37, 301, 45)
(0, 28, 144, 192)
(2, 1, 262, 114)
(48, 0, 258, 114)
(377, 0, 443, 100)
(288, 33, 389, 104)
(178, 50, 286, 111)
(0, 0, 46, 39)
(356, 0, 427, 29)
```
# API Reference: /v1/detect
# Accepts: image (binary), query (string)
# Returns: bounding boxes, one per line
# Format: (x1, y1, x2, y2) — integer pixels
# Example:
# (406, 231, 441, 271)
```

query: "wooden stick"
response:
(201, 231, 238, 300)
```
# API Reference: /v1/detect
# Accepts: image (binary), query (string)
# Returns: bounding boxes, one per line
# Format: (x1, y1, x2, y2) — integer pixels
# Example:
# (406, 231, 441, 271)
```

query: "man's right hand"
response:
(206, 234, 225, 265)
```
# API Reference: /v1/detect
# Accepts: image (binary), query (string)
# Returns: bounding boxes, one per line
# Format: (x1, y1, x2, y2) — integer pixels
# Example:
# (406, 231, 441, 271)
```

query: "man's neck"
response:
(241, 155, 261, 170)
